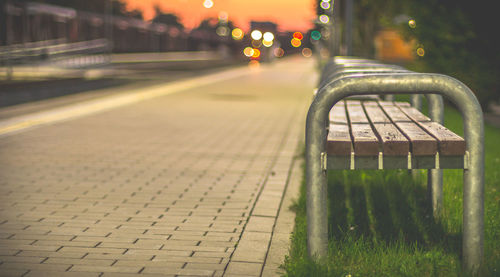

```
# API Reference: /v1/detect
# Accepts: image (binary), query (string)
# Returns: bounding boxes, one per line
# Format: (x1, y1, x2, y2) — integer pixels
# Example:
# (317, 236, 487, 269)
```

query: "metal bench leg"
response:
(306, 125, 329, 258)
(427, 94, 444, 218)
(410, 94, 423, 181)
(427, 169, 443, 217)
(411, 94, 422, 110)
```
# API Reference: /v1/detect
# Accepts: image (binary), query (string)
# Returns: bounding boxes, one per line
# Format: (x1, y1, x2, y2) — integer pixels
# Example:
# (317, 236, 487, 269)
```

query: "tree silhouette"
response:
(152, 5, 184, 30)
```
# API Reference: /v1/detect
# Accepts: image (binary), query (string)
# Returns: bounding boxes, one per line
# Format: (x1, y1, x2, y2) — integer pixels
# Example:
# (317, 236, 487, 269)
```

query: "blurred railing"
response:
(0, 39, 109, 66)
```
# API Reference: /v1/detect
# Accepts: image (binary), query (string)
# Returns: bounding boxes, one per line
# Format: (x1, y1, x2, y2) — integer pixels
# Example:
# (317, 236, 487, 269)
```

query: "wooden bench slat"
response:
(395, 122, 438, 155)
(360, 101, 379, 106)
(379, 103, 411, 122)
(351, 123, 379, 156)
(418, 122, 466, 155)
(327, 124, 352, 155)
(372, 123, 409, 155)
(346, 101, 369, 123)
(329, 101, 348, 124)
(362, 102, 391, 123)
(392, 103, 465, 155)
(394, 101, 411, 107)
(397, 104, 431, 122)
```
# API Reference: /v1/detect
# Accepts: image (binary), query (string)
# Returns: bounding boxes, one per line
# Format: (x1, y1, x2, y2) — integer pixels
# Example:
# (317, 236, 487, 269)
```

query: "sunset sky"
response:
(123, 0, 316, 32)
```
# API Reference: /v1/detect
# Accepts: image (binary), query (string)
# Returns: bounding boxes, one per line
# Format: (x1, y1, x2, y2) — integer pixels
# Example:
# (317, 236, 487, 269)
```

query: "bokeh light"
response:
(408, 19, 416, 28)
(263, 32, 274, 42)
(302, 48, 312, 57)
(231, 28, 244, 40)
(216, 26, 229, 36)
(262, 40, 273, 47)
(243, 47, 254, 57)
(416, 47, 425, 57)
(319, 14, 329, 24)
(293, 32, 303, 40)
(274, 47, 285, 57)
(291, 38, 301, 48)
(251, 30, 263, 40)
(203, 0, 214, 9)
(311, 30, 321, 40)
(252, 48, 261, 58)
(320, 2, 330, 9)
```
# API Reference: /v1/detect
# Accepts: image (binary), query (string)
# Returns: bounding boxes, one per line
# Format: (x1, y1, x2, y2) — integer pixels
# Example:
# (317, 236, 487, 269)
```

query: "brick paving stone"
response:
(0, 57, 314, 276)
(0, 269, 30, 277)
(33, 240, 99, 248)
(57, 247, 126, 254)
(16, 250, 86, 259)
(192, 251, 231, 258)
(24, 271, 101, 277)
(112, 260, 183, 268)
(230, 239, 268, 263)
(243, 217, 275, 233)
(69, 265, 143, 273)
(84, 253, 153, 261)
(151, 256, 221, 264)
(0, 256, 45, 264)
(142, 267, 215, 276)
(225, 262, 262, 276)
(101, 273, 173, 277)
(184, 262, 227, 271)
(0, 263, 71, 271)
(43, 257, 115, 266)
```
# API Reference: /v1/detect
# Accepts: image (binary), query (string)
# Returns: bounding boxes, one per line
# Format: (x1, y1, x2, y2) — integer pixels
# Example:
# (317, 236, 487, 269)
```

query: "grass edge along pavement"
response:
(281, 105, 500, 276)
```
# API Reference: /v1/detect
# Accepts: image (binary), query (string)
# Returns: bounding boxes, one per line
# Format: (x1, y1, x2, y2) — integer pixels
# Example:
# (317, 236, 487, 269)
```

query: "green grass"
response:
(282, 106, 500, 276)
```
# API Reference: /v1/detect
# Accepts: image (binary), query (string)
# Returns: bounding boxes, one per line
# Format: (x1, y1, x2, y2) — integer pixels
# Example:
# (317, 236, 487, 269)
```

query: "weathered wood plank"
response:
(351, 123, 379, 156)
(379, 103, 411, 122)
(397, 104, 431, 122)
(346, 102, 369, 123)
(327, 124, 352, 155)
(394, 101, 411, 107)
(329, 101, 348, 124)
(395, 122, 438, 155)
(362, 101, 379, 106)
(372, 123, 409, 155)
(362, 102, 391, 124)
(418, 121, 466, 155)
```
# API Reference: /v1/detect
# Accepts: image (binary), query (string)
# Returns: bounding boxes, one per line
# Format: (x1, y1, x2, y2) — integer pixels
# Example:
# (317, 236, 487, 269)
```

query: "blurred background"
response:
(0, 0, 498, 112)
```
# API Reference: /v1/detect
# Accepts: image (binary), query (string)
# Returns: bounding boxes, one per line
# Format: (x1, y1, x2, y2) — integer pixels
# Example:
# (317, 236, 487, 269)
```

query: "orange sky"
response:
(123, 0, 316, 32)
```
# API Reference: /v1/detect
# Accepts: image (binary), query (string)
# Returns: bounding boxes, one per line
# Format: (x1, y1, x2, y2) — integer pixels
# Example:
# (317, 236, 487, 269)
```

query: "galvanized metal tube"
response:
(307, 73, 483, 273)
(426, 94, 445, 219)
(319, 67, 409, 92)
(319, 63, 403, 86)
(411, 94, 422, 110)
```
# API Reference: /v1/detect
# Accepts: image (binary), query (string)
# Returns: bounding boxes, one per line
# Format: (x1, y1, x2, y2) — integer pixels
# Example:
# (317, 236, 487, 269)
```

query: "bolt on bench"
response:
(306, 57, 484, 273)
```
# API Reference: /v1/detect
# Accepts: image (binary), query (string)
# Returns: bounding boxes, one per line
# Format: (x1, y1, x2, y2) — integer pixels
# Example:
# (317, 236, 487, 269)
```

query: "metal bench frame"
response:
(306, 60, 484, 273)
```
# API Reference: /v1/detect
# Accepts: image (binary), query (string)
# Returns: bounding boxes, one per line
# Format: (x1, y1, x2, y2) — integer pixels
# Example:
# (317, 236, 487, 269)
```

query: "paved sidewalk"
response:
(0, 57, 316, 276)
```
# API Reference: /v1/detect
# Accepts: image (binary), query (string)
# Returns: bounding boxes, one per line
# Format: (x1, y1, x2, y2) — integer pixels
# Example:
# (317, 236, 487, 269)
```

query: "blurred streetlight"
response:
(263, 32, 274, 42)
(203, 0, 214, 9)
(251, 30, 263, 40)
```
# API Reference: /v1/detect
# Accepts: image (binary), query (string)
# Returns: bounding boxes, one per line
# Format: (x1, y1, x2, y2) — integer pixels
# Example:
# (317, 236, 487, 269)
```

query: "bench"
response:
(326, 99, 466, 169)
(305, 57, 484, 273)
